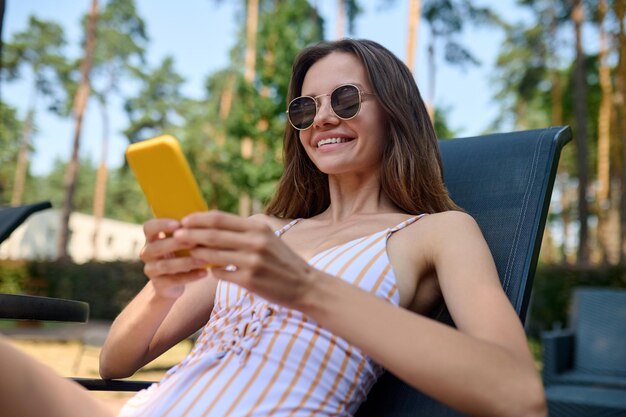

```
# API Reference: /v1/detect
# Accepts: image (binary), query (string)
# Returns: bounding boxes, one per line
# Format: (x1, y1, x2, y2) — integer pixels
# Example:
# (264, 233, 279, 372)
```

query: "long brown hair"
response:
(265, 39, 459, 218)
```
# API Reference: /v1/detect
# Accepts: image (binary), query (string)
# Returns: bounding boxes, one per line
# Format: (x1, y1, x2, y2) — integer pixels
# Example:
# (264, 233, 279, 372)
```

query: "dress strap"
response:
(388, 213, 428, 234)
(274, 218, 303, 237)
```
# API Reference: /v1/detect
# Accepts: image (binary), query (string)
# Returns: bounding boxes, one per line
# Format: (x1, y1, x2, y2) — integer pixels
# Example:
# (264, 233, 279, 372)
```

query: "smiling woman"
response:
(0, 38, 547, 417)
(294, 53, 388, 177)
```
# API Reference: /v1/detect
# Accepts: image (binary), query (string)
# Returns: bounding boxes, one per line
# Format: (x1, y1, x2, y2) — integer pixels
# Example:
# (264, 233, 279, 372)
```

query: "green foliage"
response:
(38, 158, 97, 213)
(433, 105, 459, 139)
(216, 0, 324, 205)
(1, 15, 71, 114)
(491, 22, 552, 129)
(490, 2, 611, 221)
(90, 0, 147, 120)
(256, 0, 324, 101)
(124, 56, 186, 142)
(0, 260, 146, 320)
(91, 0, 147, 71)
(560, 54, 602, 172)
(423, 0, 498, 69)
(105, 166, 152, 223)
(0, 261, 29, 294)
(178, 0, 325, 212)
(0, 16, 73, 207)
(527, 263, 626, 337)
(344, 0, 363, 34)
(8, 156, 150, 223)
(0, 102, 22, 204)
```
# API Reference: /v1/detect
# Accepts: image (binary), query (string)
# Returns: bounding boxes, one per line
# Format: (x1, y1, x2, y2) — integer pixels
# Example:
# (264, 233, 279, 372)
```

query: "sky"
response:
(2, 0, 523, 175)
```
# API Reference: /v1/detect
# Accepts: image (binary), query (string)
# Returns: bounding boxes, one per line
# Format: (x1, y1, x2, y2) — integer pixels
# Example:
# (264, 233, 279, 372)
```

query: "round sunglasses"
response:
(286, 83, 375, 131)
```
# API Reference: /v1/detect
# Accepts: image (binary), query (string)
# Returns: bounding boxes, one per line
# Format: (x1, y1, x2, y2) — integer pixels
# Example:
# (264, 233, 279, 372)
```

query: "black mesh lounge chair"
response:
(0, 201, 52, 244)
(542, 287, 626, 417)
(0, 201, 89, 322)
(70, 126, 571, 416)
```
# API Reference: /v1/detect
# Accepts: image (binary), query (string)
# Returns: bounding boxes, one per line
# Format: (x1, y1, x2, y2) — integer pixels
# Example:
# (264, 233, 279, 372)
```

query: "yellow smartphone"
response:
(125, 134, 208, 221)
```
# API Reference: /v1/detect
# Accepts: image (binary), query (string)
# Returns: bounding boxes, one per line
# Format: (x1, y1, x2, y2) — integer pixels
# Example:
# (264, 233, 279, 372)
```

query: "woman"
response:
(0, 39, 546, 417)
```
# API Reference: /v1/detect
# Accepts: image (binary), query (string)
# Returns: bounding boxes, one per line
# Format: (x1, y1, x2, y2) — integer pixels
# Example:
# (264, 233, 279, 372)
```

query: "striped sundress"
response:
(117, 214, 426, 417)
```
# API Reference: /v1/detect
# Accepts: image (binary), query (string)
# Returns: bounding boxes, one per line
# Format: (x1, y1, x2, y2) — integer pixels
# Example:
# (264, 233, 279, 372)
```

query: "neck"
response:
(319, 172, 398, 222)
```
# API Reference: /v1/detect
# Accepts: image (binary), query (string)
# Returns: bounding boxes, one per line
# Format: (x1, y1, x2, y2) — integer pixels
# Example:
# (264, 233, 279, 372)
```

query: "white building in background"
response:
(0, 208, 145, 263)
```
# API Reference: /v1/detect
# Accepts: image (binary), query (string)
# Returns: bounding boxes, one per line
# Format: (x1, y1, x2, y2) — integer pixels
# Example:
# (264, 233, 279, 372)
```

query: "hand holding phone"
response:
(126, 135, 209, 260)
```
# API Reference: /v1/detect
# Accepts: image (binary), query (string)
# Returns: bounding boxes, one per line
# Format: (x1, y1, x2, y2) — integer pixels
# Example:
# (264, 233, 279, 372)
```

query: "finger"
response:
(210, 265, 243, 284)
(144, 256, 209, 277)
(144, 218, 181, 242)
(173, 227, 249, 251)
(141, 236, 195, 262)
(174, 224, 275, 254)
(188, 245, 260, 269)
(181, 210, 268, 233)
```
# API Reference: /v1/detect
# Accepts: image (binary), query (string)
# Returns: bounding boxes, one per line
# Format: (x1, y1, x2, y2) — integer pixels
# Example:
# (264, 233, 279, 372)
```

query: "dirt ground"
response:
(7, 337, 191, 409)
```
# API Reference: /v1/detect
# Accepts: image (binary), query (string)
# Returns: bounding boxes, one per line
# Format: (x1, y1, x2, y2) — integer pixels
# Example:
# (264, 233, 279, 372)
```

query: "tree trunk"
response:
(244, 0, 258, 84)
(57, 0, 98, 260)
(572, 0, 590, 265)
(336, 0, 345, 39)
(240, 0, 259, 218)
(91, 95, 110, 260)
(10, 108, 34, 206)
(548, 3, 563, 128)
(406, 0, 421, 73)
(426, 28, 435, 122)
(559, 173, 573, 263)
(217, 74, 236, 146)
(548, 3, 566, 263)
(596, 0, 613, 264)
(615, 0, 626, 264)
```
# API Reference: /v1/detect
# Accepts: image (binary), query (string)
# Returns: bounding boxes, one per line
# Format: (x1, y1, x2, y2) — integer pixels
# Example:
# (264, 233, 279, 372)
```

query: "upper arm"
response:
(425, 212, 532, 360)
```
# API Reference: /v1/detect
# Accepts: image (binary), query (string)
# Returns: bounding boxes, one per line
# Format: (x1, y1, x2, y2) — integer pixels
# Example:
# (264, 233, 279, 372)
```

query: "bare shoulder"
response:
(398, 210, 482, 246)
(416, 210, 499, 290)
(420, 210, 477, 227)
(248, 213, 294, 232)
(392, 210, 491, 280)
(421, 210, 480, 233)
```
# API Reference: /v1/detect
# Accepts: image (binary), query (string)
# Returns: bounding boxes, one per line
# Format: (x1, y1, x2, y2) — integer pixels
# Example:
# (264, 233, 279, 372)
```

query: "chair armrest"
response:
(542, 329, 575, 385)
(71, 377, 153, 392)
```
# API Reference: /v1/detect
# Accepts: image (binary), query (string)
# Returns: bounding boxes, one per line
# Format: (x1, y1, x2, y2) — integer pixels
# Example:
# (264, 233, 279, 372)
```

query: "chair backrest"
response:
(355, 126, 572, 416)
(572, 287, 626, 375)
(0, 201, 52, 244)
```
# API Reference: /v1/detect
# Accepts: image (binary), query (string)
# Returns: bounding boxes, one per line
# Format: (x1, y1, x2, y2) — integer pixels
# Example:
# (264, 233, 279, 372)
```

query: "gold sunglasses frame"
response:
(286, 83, 375, 131)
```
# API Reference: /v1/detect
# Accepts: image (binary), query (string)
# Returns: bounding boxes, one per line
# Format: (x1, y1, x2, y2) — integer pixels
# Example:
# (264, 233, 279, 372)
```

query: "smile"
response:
(317, 137, 354, 148)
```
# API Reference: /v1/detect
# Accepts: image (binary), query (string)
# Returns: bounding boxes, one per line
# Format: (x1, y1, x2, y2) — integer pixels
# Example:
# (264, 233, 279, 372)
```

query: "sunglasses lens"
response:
(331, 85, 361, 119)
(288, 97, 316, 130)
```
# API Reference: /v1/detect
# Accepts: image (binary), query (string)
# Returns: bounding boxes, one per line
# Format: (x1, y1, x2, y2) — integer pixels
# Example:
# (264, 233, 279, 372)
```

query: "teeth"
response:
(317, 137, 349, 148)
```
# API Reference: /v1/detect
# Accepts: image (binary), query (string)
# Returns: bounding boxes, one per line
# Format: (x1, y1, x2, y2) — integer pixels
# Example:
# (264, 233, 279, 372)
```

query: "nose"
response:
(312, 95, 339, 129)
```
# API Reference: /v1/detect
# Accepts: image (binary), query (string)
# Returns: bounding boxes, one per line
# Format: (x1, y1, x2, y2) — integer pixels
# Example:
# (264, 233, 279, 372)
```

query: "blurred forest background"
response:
(1, 0, 626, 331)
